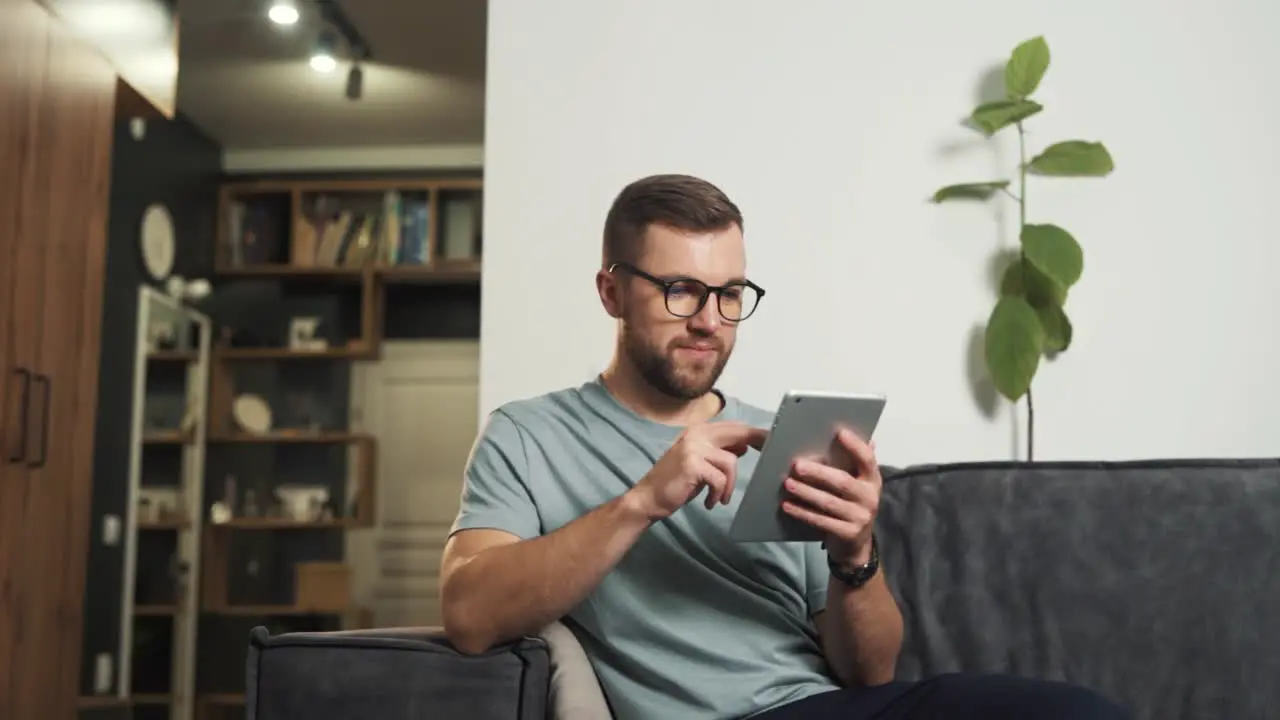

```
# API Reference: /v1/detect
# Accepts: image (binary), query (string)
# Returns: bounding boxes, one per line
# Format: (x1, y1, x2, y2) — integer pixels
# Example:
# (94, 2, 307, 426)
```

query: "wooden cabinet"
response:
(37, 0, 179, 118)
(0, 0, 118, 717)
(0, 0, 51, 712)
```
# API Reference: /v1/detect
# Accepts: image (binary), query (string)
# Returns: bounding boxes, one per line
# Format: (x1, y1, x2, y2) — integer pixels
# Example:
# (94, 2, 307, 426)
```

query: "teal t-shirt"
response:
(451, 378, 838, 720)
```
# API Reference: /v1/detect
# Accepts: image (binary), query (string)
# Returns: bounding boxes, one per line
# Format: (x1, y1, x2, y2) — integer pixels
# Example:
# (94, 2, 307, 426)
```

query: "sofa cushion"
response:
(539, 620, 613, 719)
(876, 459, 1280, 720)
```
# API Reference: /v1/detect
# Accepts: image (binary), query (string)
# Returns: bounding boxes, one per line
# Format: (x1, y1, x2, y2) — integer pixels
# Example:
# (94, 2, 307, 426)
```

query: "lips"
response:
(674, 340, 721, 359)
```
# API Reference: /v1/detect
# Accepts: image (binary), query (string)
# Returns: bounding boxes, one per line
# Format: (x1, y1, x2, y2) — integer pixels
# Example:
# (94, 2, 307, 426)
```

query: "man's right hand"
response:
(628, 421, 769, 520)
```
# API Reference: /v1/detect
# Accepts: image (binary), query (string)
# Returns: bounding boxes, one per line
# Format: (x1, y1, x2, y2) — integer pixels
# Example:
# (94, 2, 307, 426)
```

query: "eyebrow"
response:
(659, 272, 750, 285)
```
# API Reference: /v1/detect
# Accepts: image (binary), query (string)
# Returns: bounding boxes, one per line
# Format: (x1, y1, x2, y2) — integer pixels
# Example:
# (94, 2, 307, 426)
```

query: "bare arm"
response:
(440, 420, 766, 655)
(814, 558, 903, 686)
(440, 491, 654, 654)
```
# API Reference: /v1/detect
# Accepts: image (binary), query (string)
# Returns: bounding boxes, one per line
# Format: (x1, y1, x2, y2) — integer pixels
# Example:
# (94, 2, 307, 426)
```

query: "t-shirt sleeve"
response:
(803, 542, 830, 617)
(449, 408, 542, 540)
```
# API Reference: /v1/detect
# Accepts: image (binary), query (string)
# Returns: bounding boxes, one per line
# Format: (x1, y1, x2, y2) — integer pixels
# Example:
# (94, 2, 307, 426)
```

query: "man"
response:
(440, 174, 1129, 720)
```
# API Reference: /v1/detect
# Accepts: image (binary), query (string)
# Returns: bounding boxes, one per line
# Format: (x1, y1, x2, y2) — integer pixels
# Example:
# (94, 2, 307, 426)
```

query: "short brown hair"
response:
(602, 173, 743, 267)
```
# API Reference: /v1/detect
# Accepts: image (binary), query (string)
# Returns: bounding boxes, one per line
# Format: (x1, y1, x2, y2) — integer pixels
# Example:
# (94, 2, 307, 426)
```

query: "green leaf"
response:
(1028, 141, 1115, 176)
(970, 99, 1043, 134)
(1020, 223, 1083, 288)
(1037, 304, 1073, 353)
(1005, 36, 1051, 98)
(931, 181, 1010, 202)
(1000, 258, 1067, 307)
(984, 296, 1045, 401)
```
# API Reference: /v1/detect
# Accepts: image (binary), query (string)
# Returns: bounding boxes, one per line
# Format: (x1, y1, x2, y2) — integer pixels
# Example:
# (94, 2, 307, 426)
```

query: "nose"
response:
(688, 295, 722, 333)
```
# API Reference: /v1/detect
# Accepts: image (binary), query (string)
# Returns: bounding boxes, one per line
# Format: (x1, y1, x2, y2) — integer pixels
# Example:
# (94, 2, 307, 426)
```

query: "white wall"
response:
(480, 0, 1280, 465)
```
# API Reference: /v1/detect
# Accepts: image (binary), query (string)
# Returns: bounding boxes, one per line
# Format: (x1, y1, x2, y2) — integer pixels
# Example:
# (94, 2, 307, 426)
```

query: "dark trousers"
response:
(753, 673, 1131, 720)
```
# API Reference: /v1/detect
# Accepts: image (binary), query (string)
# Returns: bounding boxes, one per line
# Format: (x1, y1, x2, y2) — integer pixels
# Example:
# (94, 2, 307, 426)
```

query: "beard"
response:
(622, 324, 732, 401)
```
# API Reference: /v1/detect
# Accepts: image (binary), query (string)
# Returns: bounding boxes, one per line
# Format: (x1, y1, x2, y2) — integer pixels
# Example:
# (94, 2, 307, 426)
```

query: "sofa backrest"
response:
(876, 459, 1280, 720)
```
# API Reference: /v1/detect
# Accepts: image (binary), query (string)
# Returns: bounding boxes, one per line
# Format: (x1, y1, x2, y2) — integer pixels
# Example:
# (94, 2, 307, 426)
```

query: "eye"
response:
(668, 280, 702, 297)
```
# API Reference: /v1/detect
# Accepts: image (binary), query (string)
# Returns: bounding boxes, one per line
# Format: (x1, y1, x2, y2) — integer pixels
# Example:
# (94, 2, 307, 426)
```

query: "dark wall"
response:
(80, 114, 221, 695)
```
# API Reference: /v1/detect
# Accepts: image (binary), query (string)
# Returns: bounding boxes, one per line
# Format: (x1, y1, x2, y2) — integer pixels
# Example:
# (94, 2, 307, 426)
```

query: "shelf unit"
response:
(80, 286, 212, 720)
(189, 175, 482, 720)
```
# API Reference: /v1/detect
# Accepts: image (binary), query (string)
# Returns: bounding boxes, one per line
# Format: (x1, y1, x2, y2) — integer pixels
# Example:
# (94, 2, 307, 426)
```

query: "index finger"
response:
(703, 421, 769, 451)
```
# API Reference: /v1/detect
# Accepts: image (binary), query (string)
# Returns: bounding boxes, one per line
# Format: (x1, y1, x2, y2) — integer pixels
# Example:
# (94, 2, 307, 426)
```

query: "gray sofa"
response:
(245, 459, 1280, 720)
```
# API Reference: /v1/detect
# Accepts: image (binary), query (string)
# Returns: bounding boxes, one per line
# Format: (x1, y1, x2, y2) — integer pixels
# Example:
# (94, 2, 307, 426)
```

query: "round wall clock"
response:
(140, 203, 176, 281)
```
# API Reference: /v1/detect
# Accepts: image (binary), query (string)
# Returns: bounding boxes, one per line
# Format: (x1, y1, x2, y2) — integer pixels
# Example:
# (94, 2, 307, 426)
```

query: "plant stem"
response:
(1025, 385, 1035, 461)
(1016, 120, 1034, 462)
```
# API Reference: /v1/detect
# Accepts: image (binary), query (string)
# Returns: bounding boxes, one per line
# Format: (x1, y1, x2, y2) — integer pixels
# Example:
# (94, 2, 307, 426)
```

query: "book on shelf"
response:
(223, 199, 286, 266)
(223, 190, 438, 269)
(300, 190, 432, 268)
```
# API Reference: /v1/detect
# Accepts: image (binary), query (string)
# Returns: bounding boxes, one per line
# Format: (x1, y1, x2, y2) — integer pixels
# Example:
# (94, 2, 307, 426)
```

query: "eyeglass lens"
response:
(665, 280, 760, 321)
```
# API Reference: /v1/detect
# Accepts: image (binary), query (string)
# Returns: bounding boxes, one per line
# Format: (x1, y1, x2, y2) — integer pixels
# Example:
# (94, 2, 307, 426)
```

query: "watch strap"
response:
(827, 533, 879, 588)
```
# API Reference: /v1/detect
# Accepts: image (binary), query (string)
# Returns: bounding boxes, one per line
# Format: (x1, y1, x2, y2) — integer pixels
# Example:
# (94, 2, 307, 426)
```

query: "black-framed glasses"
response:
(609, 262, 766, 322)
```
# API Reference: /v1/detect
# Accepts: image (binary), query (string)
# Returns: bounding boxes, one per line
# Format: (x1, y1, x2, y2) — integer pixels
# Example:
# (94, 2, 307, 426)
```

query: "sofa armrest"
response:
(245, 621, 611, 720)
(245, 625, 549, 720)
(303, 622, 611, 718)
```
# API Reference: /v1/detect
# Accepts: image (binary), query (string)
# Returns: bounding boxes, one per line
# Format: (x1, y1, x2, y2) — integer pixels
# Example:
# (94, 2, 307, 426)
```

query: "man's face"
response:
(613, 223, 748, 400)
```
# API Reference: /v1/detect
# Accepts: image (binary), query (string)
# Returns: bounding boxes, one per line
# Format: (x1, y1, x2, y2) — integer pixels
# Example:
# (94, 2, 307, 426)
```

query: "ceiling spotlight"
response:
(310, 52, 337, 73)
(345, 65, 364, 100)
(267, 1, 298, 26)
(310, 30, 338, 72)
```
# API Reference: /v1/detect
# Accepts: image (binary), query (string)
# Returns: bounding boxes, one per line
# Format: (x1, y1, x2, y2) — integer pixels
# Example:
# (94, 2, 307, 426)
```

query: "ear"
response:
(596, 270, 623, 319)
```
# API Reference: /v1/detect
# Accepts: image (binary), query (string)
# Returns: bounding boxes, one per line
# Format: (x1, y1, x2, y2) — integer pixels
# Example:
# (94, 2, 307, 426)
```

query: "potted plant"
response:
(932, 36, 1115, 460)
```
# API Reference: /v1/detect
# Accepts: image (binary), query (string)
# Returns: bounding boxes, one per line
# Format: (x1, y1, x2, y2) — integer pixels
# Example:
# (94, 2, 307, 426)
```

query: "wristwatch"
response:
(826, 533, 879, 588)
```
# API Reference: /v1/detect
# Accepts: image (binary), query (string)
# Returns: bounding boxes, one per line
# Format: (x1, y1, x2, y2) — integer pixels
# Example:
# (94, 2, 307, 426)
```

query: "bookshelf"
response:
(189, 175, 481, 719)
(215, 177, 482, 273)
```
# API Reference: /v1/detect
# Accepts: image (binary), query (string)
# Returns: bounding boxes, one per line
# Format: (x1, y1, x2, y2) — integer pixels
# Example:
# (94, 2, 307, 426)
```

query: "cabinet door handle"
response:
(7, 368, 31, 464)
(28, 374, 50, 469)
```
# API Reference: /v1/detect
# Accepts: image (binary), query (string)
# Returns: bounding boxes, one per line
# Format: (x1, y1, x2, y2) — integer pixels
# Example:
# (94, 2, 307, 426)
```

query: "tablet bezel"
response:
(729, 390, 887, 543)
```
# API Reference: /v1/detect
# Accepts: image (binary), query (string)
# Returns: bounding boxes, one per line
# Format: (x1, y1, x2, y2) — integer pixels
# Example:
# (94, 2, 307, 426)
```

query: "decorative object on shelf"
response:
(930, 35, 1115, 460)
(140, 202, 176, 282)
(232, 394, 273, 435)
(275, 484, 331, 522)
(288, 316, 328, 351)
(138, 487, 182, 524)
(210, 475, 238, 524)
(147, 319, 178, 351)
(186, 277, 212, 300)
(165, 275, 212, 303)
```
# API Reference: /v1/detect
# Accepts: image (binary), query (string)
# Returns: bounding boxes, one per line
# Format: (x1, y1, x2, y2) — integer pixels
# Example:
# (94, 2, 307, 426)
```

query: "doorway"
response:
(347, 340, 480, 627)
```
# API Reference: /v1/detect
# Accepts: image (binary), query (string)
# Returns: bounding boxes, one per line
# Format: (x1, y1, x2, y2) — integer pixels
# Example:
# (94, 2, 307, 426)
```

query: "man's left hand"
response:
(780, 428, 882, 567)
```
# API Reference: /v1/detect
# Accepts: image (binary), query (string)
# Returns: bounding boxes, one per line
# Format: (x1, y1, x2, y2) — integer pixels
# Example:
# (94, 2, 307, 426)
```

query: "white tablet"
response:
(729, 390, 887, 543)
